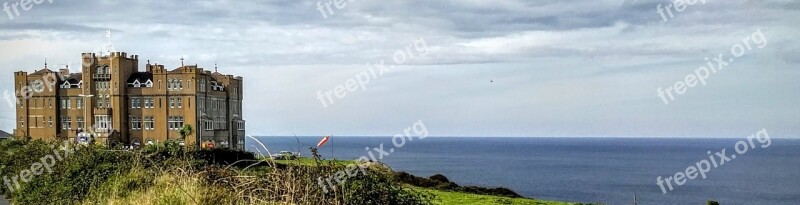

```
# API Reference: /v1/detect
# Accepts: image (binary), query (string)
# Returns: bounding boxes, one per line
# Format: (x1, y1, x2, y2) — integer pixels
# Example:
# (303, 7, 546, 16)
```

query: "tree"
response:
(179, 124, 193, 141)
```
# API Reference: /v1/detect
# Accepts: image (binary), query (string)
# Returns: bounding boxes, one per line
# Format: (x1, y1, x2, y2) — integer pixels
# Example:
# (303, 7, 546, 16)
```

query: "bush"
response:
(0, 140, 433, 205)
(0, 140, 136, 204)
(393, 171, 521, 198)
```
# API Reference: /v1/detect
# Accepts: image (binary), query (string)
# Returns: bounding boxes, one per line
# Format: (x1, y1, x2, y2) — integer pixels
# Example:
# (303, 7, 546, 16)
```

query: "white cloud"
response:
(0, 0, 797, 137)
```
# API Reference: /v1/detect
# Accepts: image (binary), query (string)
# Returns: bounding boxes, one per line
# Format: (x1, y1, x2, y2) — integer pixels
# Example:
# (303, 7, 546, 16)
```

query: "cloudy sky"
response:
(0, 0, 797, 137)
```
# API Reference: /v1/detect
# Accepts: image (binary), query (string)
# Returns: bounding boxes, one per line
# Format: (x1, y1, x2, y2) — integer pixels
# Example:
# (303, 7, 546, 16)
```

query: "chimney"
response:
(59, 68, 69, 77)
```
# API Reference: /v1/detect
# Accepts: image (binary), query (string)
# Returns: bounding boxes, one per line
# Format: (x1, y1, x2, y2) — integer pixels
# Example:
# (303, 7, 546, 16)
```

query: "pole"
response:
(293, 134, 300, 156)
(79, 94, 94, 144)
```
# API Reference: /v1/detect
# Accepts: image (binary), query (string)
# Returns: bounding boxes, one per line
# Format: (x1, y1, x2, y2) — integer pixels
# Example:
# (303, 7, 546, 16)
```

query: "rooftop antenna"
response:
(214, 62, 218, 72)
(180, 57, 185, 67)
(44, 58, 48, 69)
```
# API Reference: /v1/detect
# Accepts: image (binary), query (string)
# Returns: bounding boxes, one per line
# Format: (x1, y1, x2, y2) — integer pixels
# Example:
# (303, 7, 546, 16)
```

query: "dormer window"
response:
(61, 81, 71, 89)
(145, 80, 153, 88)
(77, 80, 83, 88)
(210, 81, 224, 91)
(132, 79, 141, 88)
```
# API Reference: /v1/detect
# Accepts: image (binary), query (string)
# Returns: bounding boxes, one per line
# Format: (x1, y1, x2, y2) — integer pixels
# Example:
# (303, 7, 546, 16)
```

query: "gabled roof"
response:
(127, 72, 153, 84)
(64, 73, 82, 84)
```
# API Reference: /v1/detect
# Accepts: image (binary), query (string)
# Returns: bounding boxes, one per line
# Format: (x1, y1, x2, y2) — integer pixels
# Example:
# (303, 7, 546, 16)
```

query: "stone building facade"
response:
(12, 51, 246, 150)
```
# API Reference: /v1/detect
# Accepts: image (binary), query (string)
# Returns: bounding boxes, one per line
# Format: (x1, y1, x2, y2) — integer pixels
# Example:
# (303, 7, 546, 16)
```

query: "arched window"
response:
(96, 66, 104, 74)
(104, 66, 110, 74)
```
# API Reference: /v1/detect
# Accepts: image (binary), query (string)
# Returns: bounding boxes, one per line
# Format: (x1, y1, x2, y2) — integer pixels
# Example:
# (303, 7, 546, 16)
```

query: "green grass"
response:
(416, 187, 582, 205)
(272, 157, 360, 166)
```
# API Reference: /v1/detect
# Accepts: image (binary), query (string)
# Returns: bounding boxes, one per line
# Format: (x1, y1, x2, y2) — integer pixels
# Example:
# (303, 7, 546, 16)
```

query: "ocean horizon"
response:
(249, 136, 800, 205)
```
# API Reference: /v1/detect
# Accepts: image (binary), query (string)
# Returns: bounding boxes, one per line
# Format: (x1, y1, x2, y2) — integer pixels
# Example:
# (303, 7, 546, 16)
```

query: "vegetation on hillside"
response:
(0, 139, 594, 205)
(0, 139, 431, 205)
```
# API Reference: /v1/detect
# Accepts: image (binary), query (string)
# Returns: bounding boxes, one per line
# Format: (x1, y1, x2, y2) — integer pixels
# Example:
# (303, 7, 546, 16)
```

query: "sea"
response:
(248, 136, 800, 205)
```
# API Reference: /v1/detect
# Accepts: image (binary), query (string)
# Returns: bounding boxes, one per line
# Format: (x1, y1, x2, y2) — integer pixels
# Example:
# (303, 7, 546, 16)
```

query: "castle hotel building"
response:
(12, 52, 246, 150)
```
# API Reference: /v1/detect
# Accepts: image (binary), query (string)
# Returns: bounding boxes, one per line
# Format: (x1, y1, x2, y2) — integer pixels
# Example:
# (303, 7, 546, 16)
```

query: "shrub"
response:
(392, 171, 521, 198)
(0, 140, 433, 205)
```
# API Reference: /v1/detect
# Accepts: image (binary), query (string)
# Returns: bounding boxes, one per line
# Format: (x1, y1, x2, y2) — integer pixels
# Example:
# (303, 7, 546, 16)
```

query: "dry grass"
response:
(81, 150, 430, 205)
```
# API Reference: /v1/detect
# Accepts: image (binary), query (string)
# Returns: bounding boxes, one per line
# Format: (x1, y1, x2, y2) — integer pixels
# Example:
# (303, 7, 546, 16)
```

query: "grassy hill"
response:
(418, 188, 580, 205)
(0, 139, 590, 205)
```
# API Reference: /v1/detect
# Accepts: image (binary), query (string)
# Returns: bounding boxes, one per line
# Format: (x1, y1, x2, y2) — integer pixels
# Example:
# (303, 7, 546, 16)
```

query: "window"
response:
(169, 78, 183, 90)
(177, 97, 182, 108)
(130, 116, 142, 130)
(97, 95, 110, 108)
(95, 115, 111, 132)
(76, 117, 84, 129)
(19, 117, 24, 128)
(48, 116, 53, 127)
(48, 99, 52, 108)
(168, 116, 184, 130)
(144, 116, 154, 130)
(131, 97, 141, 108)
(61, 99, 68, 109)
(61, 116, 71, 130)
(61, 81, 71, 89)
(144, 98, 154, 108)
(77, 98, 83, 109)
(169, 97, 175, 108)
(237, 121, 245, 131)
(204, 120, 213, 131)
(97, 97, 104, 108)
(145, 80, 153, 88)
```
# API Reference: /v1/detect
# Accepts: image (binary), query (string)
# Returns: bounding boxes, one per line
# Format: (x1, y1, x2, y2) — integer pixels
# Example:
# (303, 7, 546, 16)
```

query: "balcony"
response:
(93, 74, 111, 80)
